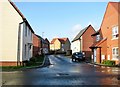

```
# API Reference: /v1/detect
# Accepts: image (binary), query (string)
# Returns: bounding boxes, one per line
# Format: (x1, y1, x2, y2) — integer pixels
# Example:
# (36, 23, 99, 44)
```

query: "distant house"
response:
(71, 25, 95, 61)
(90, 2, 120, 65)
(43, 38, 50, 54)
(0, 0, 34, 66)
(33, 34, 41, 56)
(35, 35, 50, 54)
(50, 38, 71, 52)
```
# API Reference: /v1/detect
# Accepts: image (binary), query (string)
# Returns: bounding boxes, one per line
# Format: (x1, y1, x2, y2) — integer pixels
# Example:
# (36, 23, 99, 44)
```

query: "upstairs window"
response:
(28, 27, 30, 36)
(112, 26, 118, 39)
(25, 24, 27, 37)
(96, 34, 100, 41)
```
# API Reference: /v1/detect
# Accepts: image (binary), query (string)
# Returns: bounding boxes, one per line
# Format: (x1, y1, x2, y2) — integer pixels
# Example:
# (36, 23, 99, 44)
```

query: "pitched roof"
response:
(90, 38, 107, 48)
(36, 35, 49, 44)
(45, 38, 50, 44)
(72, 25, 92, 42)
(8, 0, 34, 33)
(91, 30, 100, 36)
(51, 38, 57, 44)
(8, 0, 25, 19)
(51, 38, 68, 44)
(36, 34, 44, 41)
(58, 38, 68, 44)
(98, 2, 120, 33)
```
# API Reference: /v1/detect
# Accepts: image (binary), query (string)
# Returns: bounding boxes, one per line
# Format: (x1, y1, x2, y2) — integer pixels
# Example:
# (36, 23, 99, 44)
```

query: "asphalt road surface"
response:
(1, 55, 120, 86)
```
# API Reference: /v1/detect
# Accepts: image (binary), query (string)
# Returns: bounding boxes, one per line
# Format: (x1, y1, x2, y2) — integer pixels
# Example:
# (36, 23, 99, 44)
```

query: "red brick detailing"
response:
(0, 61, 18, 66)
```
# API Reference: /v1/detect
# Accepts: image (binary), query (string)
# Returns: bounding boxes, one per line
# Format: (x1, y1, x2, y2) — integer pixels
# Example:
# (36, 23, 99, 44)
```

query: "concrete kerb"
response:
(86, 62, 120, 68)
(24, 55, 51, 69)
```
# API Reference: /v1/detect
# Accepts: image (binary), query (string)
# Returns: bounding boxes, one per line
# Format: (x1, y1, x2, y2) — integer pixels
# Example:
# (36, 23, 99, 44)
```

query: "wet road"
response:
(1, 55, 120, 86)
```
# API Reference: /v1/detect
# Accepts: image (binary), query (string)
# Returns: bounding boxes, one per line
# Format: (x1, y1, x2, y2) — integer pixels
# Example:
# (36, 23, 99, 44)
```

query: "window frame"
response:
(112, 26, 118, 39)
(96, 34, 100, 41)
(112, 47, 119, 56)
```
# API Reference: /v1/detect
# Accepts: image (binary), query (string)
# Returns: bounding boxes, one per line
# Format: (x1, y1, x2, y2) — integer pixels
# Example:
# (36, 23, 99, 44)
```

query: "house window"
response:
(25, 24, 27, 37)
(31, 32, 32, 40)
(112, 47, 119, 55)
(112, 26, 118, 39)
(28, 27, 30, 36)
(62, 44, 64, 47)
(25, 44, 26, 58)
(96, 34, 100, 41)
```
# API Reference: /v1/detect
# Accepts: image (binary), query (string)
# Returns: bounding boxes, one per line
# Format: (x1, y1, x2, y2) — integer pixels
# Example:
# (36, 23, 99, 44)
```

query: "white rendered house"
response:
(0, 0, 34, 66)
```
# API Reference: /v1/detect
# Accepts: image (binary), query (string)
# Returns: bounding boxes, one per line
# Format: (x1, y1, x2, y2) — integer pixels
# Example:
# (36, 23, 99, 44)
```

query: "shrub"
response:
(29, 57, 36, 62)
(102, 60, 115, 66)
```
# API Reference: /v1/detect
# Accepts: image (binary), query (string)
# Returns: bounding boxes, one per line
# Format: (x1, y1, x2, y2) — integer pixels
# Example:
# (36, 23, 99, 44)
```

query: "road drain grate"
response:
(56, 73, 69, 76)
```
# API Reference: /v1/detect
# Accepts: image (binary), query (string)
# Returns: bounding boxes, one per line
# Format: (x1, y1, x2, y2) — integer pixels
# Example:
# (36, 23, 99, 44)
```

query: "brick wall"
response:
(0, 62, 18, 66)
(100, 2, 119, 63)
(82, 25, 95, 59)
(33, 34, 41, 56)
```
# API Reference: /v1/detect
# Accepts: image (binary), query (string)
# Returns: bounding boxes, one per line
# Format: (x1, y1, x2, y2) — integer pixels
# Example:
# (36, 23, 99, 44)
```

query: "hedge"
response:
(102, 60, 115, 66)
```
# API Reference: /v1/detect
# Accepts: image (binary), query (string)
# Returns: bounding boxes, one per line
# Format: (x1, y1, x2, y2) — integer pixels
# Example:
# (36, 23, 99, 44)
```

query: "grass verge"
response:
(1, 55, 45, 71)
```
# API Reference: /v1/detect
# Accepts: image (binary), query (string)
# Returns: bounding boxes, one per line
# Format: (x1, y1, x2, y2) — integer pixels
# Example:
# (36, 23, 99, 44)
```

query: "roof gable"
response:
(100, 2, 120, 30)
(72, 25, 93, 42)
(8, 0, 34, 33)
(8, 0, 25, 19)
(51, 38, 68, 44)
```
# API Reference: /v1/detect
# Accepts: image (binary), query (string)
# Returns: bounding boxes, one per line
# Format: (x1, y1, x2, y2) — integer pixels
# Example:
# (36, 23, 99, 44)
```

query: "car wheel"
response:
(72, 58, 73, 62)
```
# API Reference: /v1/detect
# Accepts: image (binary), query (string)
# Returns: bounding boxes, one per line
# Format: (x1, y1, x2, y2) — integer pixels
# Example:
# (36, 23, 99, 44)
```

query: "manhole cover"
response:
(56, 73, 69, 76)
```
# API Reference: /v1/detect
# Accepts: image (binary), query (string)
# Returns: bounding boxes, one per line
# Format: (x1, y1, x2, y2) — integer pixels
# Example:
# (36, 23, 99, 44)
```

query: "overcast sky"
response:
(14, 2, 108, 42)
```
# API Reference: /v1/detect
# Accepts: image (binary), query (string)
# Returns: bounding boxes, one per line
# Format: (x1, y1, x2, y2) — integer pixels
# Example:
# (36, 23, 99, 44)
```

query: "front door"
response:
(94, 49, 97, 63)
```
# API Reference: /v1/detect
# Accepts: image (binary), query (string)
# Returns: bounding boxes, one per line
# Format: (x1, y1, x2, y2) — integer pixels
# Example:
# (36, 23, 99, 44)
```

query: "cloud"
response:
(88, 22, 99, 31)
(69, 24, 82, 41)
(72, 24, 82, 32)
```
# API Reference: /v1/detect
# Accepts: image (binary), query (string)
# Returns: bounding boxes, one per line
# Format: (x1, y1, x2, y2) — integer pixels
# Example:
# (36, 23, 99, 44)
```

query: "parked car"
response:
(72, 52, 85, 62)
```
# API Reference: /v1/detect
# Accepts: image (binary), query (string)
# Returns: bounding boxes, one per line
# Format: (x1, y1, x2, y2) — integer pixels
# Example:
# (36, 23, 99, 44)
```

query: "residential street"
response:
(1, 55, 120, 86)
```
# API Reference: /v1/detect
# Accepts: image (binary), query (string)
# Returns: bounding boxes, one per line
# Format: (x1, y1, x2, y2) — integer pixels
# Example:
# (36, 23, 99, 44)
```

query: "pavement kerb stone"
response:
(87, 62, 120, 68)
(24, 55, 51, 69)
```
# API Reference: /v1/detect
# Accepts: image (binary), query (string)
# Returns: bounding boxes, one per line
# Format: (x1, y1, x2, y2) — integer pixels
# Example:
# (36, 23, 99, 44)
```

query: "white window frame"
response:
(112, 26, 118, 40)
(112, 47, 119, 56)
(96, 34, 100, 41)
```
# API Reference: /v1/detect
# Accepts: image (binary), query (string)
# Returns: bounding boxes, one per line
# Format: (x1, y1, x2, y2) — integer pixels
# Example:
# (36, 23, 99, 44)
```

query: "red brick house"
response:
(33, 34, 50, 55)
(33, 34, 41, 56)
(71, 25, 96, 61)
(90, 2, 120, 65)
